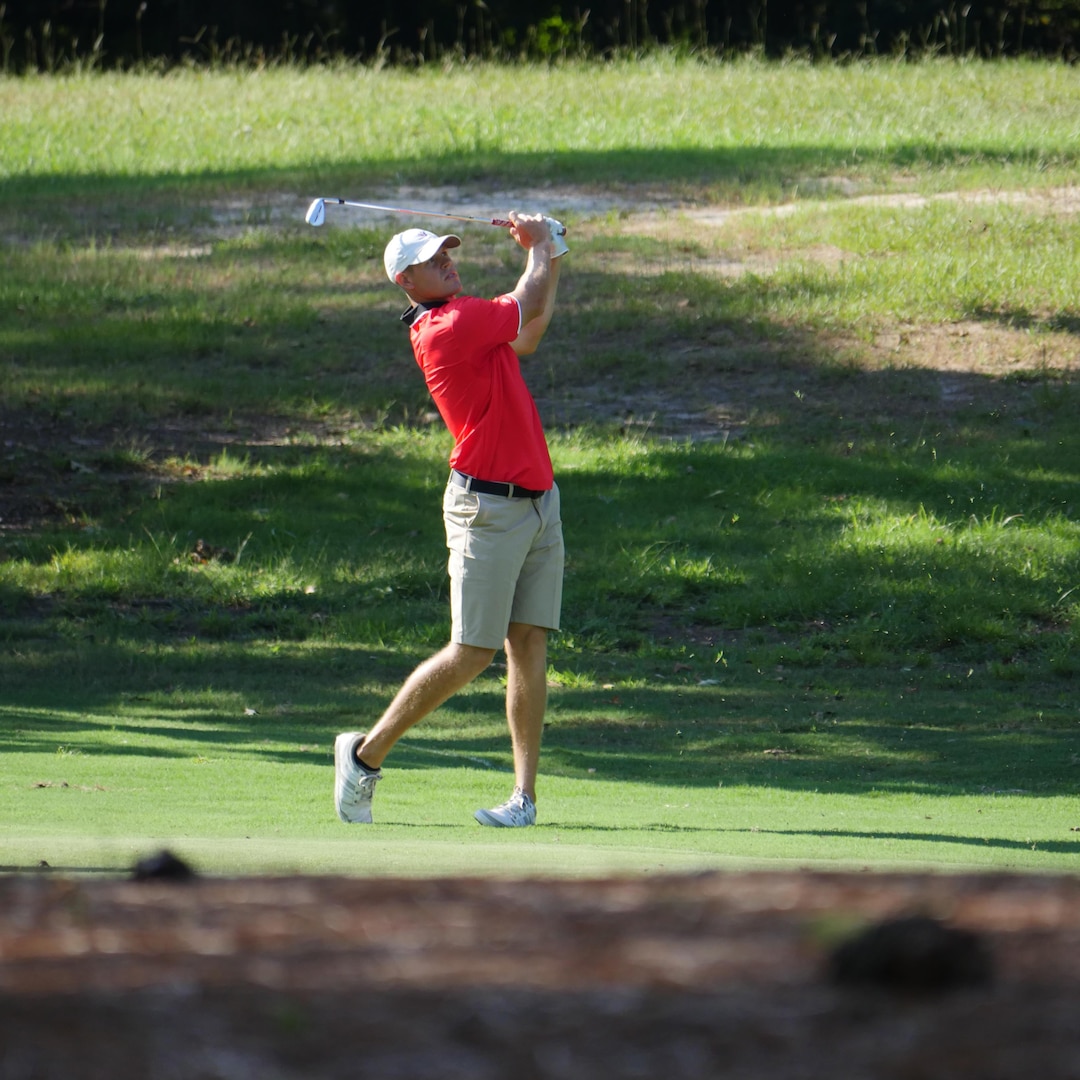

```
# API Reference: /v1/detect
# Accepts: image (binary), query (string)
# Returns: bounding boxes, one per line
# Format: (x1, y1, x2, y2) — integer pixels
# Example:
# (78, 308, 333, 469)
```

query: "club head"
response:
(305, 198, 326, 227)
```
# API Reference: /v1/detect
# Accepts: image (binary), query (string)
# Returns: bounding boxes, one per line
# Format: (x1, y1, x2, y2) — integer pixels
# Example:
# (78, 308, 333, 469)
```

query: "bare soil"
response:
(3, 870, 1080, 1078)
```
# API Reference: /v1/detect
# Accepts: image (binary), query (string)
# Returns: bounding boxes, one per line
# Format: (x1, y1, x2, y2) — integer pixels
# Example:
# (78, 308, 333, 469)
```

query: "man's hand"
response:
(508, 211, 554, 252)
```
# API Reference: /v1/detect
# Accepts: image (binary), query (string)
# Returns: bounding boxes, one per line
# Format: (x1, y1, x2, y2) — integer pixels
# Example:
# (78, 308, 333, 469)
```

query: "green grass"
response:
(1, 57, 1078, 878)
(3, 659, 1078, 875)
(2, 56, 1079, 202)
(731, 199, 1080, 324)
(3, 430, 1078, 876)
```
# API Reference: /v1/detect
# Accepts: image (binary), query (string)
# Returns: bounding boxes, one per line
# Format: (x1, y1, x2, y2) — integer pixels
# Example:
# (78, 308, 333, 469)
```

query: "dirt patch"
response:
(208, 182, 1080, 233)
(3, 869, 1080, 1078)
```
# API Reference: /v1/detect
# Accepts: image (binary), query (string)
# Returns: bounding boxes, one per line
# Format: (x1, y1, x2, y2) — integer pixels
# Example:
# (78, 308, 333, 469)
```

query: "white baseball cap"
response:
(383, 228, 461, 284)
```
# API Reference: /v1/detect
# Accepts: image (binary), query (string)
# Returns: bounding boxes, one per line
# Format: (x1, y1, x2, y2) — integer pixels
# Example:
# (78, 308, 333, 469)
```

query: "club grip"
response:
(492, 217, 568, 235)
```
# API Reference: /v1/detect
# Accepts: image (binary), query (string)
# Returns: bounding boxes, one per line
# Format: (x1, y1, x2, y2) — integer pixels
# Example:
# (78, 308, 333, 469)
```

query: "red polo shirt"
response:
(408, 294, 554, 492)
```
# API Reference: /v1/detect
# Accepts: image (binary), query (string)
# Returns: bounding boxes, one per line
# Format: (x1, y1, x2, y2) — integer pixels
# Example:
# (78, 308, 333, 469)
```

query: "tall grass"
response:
(2, 57, 1078, 197)
(732, 200, 1080, 324)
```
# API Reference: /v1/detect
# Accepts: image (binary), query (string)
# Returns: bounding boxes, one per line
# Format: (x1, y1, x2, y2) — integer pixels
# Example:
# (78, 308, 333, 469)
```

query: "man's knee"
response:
(505, 622, 548, 657)
(447, 641, 498, 676)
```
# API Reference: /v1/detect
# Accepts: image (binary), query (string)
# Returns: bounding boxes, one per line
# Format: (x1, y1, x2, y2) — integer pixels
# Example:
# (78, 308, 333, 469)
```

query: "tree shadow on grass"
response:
(727, 827, 1080, 855)
(545, 822, 1080, 856)
(971, 306, 1080, 337)
(2, 142, 1077, 206)
(7, 379, 1074, 650)
(5, 643, 1078, 798)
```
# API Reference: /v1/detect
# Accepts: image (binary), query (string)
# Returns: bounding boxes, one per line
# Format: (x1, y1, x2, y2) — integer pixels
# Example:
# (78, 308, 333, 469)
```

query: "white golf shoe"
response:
(474, 787, 536, 828)
(334, 731, 381, 824)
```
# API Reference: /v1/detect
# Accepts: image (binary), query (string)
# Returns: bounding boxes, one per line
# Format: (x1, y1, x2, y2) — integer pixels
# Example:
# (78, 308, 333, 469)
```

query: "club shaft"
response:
(325, 198, 512, 230)
(318, 198, 567, 235)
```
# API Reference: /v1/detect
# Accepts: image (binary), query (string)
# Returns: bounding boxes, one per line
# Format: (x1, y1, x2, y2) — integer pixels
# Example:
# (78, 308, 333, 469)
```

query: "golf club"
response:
(305, 197, 566, 234)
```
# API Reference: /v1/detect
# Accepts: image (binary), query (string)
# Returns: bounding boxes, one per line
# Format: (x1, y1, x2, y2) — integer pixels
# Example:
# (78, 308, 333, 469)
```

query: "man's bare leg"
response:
(504, 622, 549, 803)
(358, 642, 495, 768)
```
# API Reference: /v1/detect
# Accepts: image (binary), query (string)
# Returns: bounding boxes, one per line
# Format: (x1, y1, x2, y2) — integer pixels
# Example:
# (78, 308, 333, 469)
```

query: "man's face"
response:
(399, 245, 461, 302)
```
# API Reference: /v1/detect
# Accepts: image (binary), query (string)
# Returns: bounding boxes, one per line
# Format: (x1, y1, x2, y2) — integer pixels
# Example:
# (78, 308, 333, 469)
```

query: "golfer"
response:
(334, 211, 567, 827)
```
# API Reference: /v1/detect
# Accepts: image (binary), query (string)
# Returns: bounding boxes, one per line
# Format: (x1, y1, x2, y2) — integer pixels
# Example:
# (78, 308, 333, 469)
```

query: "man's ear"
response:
(395, 269, 412, 289)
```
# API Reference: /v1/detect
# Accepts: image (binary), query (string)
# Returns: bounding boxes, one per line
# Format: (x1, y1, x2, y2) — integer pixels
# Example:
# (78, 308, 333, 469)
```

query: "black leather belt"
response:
(451, 470, 547, 500)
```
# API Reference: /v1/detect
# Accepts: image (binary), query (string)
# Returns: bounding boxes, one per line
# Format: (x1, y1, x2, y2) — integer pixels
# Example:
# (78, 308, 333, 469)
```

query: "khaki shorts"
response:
(443, 479, 564, 650)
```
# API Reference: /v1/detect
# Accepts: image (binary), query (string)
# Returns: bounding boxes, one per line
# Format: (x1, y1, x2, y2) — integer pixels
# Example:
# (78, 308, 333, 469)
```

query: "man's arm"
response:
(511, 254, 561, 357)
(506, 212, 558, 356)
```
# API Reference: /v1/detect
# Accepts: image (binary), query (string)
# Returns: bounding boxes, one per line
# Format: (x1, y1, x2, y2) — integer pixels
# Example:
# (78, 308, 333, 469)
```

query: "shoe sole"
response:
(474, 808, 535, 828)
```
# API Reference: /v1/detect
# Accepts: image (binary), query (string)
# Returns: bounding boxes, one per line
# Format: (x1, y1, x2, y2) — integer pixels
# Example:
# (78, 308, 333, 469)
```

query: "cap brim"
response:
(412, 234, 461, 265)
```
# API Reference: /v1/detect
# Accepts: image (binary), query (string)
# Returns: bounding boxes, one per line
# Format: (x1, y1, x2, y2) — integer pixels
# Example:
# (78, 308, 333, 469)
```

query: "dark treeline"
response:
(2, 0, 1077, 70)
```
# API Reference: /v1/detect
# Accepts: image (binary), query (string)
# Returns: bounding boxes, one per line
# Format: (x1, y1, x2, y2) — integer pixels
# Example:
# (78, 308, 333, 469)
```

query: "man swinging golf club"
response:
(334, 211, 568, 827)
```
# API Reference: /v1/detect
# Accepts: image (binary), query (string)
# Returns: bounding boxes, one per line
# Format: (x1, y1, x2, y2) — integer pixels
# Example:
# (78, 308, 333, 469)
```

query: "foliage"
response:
(1, 0, 1078, 72)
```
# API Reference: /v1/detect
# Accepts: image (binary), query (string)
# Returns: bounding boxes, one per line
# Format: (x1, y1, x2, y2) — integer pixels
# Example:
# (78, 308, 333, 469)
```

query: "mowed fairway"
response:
(0, 58, 1078, 878)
